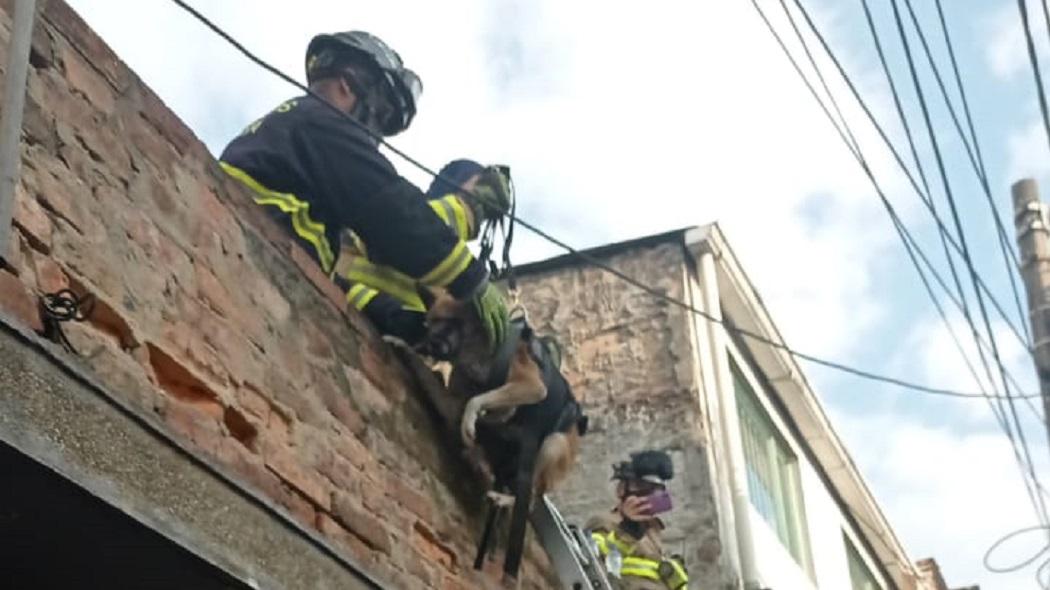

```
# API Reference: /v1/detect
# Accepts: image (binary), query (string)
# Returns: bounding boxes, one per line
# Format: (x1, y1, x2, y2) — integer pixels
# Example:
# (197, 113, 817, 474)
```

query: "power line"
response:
(164, 0, 1046, 404)
(774, 0, 1002, 411)
(909, 0, 1031, 349)
(1020, 0, 1050, 157)
(760, 0, 1045, 529)
(786, 0, 1033, 354)
(887, 0, 1049, 525)
(857, 0, 999, 402)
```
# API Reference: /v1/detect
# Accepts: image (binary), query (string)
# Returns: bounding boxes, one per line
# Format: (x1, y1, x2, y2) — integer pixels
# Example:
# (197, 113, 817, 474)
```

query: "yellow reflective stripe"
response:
(591, 532, 609, 556)
(664, 558, 688, 589)
(429, 199, 453, 225)
(346, 284, 379, 310)
(447, 196, 471, 239)
(421, 241, 473, 287)
(289, 207, 335, 273)
(430, 196, 474, 240)
(607, 532, 635, 556)
(221, 162, 334, 272)
(623, 557, 660, 568)
(621, 567, 661, 581)
(345, 257, 425, 311)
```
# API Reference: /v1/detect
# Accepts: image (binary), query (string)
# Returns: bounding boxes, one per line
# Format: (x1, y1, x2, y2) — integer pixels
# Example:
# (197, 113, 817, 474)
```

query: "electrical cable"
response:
(858, 0, 1000, 405)
(887, 0, 1050, 526)
(787, 0, 1033, 353)
(765, 0, 1050, 532)
(908, 0, 1031, 348)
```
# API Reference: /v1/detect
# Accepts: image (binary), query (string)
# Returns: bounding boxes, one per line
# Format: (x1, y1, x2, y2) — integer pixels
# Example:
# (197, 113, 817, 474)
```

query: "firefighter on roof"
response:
(219, 31, 511, 347)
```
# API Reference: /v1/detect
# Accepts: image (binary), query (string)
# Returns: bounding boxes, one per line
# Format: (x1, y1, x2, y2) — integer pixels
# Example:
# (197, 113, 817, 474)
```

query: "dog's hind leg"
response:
(502, 434, 540, 586)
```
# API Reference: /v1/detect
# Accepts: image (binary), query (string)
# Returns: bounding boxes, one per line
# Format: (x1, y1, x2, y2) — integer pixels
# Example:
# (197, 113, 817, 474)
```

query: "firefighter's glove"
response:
(468, 166, 512, 221)
(471, 281, 509, 350)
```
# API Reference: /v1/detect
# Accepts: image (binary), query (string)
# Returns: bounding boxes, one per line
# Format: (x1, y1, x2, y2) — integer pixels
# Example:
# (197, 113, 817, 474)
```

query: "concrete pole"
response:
(1012, 178, 1050, 451)
(0, 0, 38, 262)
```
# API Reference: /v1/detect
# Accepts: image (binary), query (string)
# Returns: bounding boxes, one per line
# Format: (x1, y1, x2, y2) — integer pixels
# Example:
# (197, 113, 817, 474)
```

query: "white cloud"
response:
(834, 409, 1050, 589)
(1007, 117, 1050, 183)
(984, 0, 1050, 81)
(899, 312, 1042, 424)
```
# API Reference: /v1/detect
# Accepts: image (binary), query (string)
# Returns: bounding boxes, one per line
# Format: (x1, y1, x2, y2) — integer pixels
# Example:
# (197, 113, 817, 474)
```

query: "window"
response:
(731, 356, 811, 567)
(845, 533, 880, 590)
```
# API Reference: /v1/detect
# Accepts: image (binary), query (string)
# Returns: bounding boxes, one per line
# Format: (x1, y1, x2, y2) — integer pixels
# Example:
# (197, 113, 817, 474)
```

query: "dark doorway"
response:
(0, 441, 251, 590)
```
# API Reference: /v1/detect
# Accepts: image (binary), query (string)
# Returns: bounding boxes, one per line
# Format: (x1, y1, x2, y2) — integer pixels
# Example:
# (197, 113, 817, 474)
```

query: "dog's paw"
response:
(461, 399, 481, 446)
(486, 490, 515, 508)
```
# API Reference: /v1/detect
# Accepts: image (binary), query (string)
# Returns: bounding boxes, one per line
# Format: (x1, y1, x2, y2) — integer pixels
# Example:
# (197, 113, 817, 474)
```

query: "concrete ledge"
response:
(0, 314, 384, 590)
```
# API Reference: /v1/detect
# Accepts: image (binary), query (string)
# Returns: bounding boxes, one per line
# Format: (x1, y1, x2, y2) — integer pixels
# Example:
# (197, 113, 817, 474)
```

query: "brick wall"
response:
(0, 2, 552, 587)
(515, 240, 730, 586)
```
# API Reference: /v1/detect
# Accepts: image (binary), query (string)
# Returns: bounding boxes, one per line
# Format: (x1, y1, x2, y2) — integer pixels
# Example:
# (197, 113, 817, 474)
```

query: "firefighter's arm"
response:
(296, 117, 486, 299)
(428, 195, 477, 241)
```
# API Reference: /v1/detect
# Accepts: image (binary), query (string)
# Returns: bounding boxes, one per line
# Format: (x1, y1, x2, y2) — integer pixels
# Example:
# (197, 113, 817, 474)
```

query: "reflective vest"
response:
(591, 529, 689, 590)
(336, 193, 476, 312)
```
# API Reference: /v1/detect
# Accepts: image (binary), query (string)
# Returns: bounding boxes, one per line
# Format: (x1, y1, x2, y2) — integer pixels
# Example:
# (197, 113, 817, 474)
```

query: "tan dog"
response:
(421, 289, 586, 498)
(420, 288, 588, 583)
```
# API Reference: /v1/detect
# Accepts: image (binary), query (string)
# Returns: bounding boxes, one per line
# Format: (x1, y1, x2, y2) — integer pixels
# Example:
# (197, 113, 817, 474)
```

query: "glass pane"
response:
(731, 355, 811, 569)
(845, 533, 880, 590)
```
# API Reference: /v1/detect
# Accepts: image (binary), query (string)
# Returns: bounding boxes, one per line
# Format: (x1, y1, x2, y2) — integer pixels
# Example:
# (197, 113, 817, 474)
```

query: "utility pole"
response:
(1013, 178, 1050, 452)
(0, 0, 38, 262)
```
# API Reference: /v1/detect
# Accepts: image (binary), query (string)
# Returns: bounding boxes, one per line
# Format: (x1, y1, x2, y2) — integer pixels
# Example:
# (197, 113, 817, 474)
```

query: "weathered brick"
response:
(320, 385, 366, 437)
(237, 383, 271, 421)
(250, 273, 291, 325)
(13, 184, 53, 252)
(331, 431, 375, 473)
(137, 83, 205, 159)
(194, 260, 236, 320)
(289, 243, 344, 310)
(276, 482, 317, 529)
(264, 444, 331, 511)
(42, 0, 129, 90)
(317, 512, 376, 566)
(318, 452, 361, 494)
(124, 209, 161, 257)
(61, 42, 116, 114)
(32, 251, 68, 294)
(331, 491, 392, 555)
(342, 363, 392, 416)
(388, 472, 435, 523)
(0, 269, 42, 332)
(359, 344, 407, 406)
(162, 399, 223, 455)
(33, 165, 84, 232)
(412, 521, 457, 571)
(403, 549, 438, 588)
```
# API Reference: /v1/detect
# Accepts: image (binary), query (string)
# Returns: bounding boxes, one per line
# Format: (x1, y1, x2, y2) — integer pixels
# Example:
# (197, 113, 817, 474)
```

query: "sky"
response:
(64, 0, 1050, 587)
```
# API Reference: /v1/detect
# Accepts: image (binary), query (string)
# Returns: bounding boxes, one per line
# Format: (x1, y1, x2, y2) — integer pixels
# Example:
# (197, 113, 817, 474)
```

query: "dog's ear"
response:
(417, 285, 438, 310)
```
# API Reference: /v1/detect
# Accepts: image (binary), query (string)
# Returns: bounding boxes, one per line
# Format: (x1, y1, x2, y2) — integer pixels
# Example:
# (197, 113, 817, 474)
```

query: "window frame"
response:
(728, 349, 814, 575)
(844, 530, 882, 590)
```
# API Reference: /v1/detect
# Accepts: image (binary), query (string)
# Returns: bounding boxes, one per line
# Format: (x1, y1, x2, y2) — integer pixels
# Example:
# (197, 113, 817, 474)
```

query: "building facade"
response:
(515, 225, 935, 590)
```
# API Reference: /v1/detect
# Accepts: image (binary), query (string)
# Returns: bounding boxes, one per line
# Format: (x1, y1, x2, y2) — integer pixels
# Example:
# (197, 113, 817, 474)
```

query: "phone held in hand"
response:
(644, 489, 672, 515)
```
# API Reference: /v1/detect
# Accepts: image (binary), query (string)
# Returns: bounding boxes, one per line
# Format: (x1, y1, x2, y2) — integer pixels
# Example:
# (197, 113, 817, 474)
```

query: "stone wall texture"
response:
(515, 240, 731, 587)
(0, 2, 552, 588)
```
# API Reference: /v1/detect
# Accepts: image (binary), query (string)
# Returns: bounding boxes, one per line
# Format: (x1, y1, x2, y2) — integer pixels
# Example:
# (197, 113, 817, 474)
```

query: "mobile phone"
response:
(644, 489, 672, 515)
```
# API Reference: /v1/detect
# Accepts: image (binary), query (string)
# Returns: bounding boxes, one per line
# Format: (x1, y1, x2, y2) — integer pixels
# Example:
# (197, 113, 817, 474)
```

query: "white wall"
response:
(721, 333, 889, 590)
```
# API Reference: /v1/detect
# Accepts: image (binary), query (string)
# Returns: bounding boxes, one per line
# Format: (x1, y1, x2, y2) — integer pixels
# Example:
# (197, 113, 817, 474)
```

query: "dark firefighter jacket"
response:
(219, 95, 486, 301)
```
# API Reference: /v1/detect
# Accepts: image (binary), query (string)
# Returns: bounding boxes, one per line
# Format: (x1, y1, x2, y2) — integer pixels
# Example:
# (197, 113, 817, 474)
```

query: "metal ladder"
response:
(530, 496, 615, 590)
